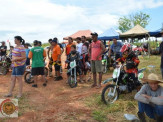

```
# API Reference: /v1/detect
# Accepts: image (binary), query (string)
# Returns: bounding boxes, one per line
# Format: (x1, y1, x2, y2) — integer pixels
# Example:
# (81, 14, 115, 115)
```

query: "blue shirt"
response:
(111, 42, 123, 54)
(25, 49, 30, 58)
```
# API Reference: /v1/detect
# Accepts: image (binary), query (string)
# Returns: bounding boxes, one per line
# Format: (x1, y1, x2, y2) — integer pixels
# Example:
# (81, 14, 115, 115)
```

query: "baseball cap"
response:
(52, 38, 58, 43)
(91, 32, 98, 36)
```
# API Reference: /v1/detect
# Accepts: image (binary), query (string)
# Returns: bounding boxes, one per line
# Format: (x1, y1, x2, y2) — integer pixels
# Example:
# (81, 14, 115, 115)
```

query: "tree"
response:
(118, 12, 150, 33)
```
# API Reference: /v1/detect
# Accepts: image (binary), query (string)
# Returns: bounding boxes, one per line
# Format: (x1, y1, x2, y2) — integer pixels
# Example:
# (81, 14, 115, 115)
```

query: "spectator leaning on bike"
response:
(135, 73, 163, 122)
(89, 32, 105, 88)
(5, 36, 26, 98)
(108, 38, 123, 59)
(117, 43, 140, 92)
(0, 41, 7, 56)
(28, 40, 47, 88)
(159, 29, 163, 79)
(51, 38, 63, 81)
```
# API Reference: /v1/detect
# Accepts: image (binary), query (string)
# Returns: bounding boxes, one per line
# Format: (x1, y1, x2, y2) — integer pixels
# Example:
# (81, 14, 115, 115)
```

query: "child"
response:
(67, 45, 83, 83)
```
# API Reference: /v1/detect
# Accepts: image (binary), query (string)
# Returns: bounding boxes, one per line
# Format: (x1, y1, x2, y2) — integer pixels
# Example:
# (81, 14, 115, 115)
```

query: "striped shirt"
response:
(12, 45, 26, 67)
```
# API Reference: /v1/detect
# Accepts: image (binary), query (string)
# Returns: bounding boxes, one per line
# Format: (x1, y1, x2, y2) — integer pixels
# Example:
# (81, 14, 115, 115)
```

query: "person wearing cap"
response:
(0, 41, 7, 56)
(89, 32, 105, 88)
(37, 41, 42, 47)
(134, 73, 163, 122)
(51, 38, 63, 81)
(159, 29, 163, 79)
(108, 38, 123, 60)
(28, 40, 47, 88)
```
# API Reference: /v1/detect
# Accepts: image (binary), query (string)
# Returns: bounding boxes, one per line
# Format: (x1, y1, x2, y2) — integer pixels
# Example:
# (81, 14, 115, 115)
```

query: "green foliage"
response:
(118, 12, 150, 32)
(92, 110, 107, 122)
(42, 43, 50, 48)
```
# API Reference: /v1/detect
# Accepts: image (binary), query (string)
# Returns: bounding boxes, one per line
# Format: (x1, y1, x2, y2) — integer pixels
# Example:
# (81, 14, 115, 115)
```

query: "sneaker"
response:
(43, 83, 47, 87)
(32, 84, 38, 88)
(4, 94, 13, 97)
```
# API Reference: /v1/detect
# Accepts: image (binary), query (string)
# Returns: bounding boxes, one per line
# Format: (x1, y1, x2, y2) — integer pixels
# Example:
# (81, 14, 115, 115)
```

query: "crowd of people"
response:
(0, 30, 163, 121)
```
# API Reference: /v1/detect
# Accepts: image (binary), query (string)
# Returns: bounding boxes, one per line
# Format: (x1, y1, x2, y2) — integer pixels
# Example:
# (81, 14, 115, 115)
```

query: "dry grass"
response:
(83, 55, 161, 122)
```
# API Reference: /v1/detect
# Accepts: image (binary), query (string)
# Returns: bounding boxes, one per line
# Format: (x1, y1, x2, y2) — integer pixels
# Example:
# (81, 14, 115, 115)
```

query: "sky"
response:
(0, 0, 163, 45)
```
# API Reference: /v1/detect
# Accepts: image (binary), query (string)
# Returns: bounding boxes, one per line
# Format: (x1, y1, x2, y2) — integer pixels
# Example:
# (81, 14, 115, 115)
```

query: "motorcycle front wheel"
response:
(101, 84, 119, 104)
(24, 72, 34, 84)
(68, 76, 77, 88)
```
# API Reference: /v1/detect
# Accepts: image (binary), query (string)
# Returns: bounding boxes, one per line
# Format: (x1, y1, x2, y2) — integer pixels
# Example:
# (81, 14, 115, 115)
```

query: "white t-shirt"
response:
(76, 43, 83, 55)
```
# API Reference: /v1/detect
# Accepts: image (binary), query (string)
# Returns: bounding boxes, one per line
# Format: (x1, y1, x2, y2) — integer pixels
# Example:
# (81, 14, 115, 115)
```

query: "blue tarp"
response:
(149, 28, 162, 37)
(98, 28, 119, 40)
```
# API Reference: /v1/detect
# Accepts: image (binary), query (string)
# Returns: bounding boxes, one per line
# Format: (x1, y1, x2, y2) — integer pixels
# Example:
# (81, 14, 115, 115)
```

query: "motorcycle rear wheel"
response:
(24, 72, 34, 84)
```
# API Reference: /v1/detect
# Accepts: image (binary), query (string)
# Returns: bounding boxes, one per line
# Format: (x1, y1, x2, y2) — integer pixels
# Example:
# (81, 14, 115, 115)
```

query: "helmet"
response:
(120, 43, 132, 53)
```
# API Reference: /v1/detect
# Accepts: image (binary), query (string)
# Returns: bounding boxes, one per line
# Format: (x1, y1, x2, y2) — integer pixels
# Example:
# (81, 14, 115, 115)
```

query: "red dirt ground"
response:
(0, 69, 109, 122)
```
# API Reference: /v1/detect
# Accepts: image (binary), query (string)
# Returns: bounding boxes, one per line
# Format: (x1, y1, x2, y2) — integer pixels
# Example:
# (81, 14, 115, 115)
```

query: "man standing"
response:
(28, 40, 47, 88)
(76, 37, 83, 55)
(0, 41, 7, 56)
(159, 29, 163, 78)
(66, 37, 74, 56)
(51, 38, 62, 81)
(134, 73, 163, 122)
(89, 32, 105, 88)
(108, 38, 123, 59)
(65, 37, 74, 69)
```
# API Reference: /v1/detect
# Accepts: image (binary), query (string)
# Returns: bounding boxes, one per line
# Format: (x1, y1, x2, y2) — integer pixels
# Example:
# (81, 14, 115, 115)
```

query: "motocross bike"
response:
(67, 60, 78, 88)
(24, 64, 48, 84)
(101, 64, 146, 104)
(0, 55, 12, 75)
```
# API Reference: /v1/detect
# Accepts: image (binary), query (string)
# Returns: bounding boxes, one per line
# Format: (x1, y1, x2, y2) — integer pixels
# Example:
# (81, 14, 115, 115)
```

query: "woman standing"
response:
(5, 36, 26, 98)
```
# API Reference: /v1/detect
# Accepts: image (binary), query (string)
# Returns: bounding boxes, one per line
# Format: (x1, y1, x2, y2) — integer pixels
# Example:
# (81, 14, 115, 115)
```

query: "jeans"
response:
(138, 102, 163, 119)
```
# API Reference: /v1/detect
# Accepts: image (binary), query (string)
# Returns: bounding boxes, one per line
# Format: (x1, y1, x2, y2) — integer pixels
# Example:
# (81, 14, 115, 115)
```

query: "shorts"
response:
(55, 64, 61, 71)
(31, 67, 44, 76)
(12, 65, 26, 76)
(91, 60, 102, 73)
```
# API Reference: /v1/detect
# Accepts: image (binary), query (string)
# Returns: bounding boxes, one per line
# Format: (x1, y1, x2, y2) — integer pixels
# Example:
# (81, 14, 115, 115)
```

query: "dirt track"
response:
(0, 70, 108, 122)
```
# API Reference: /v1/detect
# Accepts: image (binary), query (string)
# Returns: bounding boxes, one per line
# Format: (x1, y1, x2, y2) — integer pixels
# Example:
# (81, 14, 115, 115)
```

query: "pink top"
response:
(91, 40, 102, 61)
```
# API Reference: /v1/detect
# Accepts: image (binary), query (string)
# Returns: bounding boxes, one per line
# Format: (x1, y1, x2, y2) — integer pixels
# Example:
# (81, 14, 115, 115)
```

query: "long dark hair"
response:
(14, 36, 25, 45)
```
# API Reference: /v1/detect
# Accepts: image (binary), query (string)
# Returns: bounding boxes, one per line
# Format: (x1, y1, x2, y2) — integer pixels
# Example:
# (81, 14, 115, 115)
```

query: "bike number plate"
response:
(138, 73, 144, 80)
(113, 68, 120, 78)
(70, 61, 76, 68)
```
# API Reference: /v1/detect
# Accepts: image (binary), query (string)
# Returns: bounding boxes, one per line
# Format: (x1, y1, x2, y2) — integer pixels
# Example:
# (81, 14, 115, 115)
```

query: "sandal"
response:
(96, 85, 102, 89)
(4, 94, 13, 97)
(15, 95, 22, 99)
(91, 84, 97, 88)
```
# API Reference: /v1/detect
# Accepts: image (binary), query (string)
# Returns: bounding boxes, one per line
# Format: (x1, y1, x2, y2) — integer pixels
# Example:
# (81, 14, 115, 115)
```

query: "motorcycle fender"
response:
(103, 78, 114, 84)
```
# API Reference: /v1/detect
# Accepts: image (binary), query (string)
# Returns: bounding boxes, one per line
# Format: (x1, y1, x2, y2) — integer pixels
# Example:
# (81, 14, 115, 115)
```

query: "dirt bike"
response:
(24, 64, 48, 84)
(101, 64, 146, 104)
(0, 55, 12, 75)
(67, 60, 77, 88)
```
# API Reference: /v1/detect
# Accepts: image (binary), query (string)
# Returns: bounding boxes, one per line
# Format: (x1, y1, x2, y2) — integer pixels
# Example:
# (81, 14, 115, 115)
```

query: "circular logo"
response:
(0, 99, 18, 117)
(2, 102, 16, 115)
